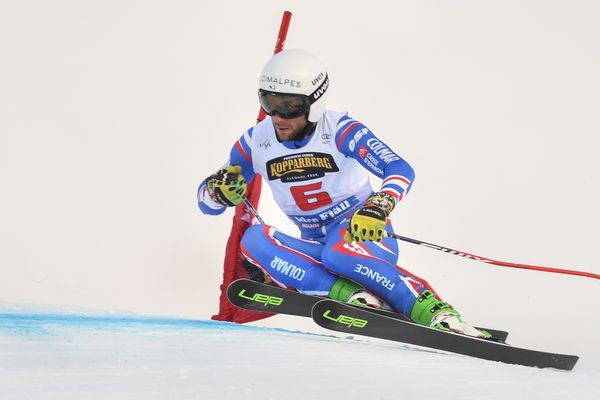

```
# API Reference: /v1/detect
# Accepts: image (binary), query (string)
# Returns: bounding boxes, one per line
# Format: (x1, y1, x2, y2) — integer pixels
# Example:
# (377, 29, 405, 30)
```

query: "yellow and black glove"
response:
(346, 191, 396, 242)
(206, 165, 247, 207)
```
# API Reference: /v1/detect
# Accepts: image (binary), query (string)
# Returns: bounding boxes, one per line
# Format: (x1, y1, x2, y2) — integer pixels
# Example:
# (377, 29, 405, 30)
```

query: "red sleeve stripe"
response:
(235, 140, 252, 163)
(382, 189, 403, 202)
(383, 175, 411, 187)
(336, 121, 361, 151)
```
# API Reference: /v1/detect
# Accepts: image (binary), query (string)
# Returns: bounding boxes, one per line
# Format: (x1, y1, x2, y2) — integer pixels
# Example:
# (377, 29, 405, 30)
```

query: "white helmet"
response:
(258, 49, 329, 123)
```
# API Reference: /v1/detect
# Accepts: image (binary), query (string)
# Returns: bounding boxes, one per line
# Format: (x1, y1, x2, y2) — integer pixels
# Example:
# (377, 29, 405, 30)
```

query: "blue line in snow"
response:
(0, 310, 292, 337)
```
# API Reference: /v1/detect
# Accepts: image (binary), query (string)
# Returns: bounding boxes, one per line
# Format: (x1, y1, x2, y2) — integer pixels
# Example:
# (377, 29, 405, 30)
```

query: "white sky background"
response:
(1, 0, 599, 360)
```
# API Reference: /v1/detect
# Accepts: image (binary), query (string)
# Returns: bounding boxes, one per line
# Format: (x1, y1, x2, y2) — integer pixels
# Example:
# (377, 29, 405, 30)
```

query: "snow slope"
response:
(1, 308, 599, 400)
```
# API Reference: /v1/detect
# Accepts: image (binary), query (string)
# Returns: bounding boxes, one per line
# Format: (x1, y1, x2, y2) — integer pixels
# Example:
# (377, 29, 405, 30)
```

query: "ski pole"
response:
(242, 197, 265, 225)
(242, 196, 598, 280)
(385, 232, 599, 280)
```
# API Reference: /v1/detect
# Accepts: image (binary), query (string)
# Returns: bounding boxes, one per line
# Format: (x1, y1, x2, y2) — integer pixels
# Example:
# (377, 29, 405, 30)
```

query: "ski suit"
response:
(198, 110, 431, 316)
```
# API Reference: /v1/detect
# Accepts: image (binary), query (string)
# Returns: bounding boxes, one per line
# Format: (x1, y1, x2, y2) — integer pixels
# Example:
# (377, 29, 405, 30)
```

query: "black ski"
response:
(227, 278, 317, 317)
(312, 299, 579, 371)
(227, 279, 509, 342)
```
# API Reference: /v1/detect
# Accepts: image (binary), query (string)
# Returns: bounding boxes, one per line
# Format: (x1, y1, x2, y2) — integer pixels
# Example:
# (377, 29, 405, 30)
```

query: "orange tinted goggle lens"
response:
(259, 91, 310, 119)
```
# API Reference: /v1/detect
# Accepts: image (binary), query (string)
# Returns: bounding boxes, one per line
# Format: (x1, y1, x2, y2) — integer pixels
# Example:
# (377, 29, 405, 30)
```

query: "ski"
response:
(312, 299, 579, 370)
(227, 279, 509, 342)
(227, 278, 317, 318)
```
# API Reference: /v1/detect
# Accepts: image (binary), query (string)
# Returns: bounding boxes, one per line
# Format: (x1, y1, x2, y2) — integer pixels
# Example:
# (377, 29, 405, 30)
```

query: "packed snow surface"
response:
(1, 307, 599, 400)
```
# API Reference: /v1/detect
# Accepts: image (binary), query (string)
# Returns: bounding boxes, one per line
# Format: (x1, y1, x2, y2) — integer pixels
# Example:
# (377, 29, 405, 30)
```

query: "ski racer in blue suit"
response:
(198, 49, 490, 338)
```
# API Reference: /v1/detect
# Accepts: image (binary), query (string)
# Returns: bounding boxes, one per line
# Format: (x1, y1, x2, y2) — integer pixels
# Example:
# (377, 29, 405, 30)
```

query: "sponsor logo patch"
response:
(266, 152, 339, 182)
(358, 145, 368, 159)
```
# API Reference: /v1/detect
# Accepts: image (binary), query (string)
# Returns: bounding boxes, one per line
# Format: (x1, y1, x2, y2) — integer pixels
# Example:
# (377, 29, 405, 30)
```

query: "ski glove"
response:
(206, 165, 247, 207)
(346, 191, 396, 242)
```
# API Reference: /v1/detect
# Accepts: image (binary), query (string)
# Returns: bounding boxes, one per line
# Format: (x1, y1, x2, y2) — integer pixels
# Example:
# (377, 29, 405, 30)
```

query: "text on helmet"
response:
(261, 75, 302, 88)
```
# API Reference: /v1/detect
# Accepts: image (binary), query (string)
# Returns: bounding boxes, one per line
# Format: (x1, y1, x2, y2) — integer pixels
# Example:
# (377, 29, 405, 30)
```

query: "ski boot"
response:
(328, 277, 391, 310)
(242, 258, 272, 284)
(410, 290, 491, 339)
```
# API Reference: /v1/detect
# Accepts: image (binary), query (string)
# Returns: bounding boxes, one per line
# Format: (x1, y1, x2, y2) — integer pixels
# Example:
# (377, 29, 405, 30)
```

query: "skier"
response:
(198, 49, 489, 338)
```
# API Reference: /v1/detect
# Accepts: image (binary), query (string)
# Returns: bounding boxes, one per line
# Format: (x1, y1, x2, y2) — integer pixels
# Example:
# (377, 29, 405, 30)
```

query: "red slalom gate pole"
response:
(212, 11, 293, 322)
(257, 11, 292, 123)
(245, 9, 292, 237)
(244, 11, 292, 224)
(244, 10, 292, 222)
(387, 232, 600, 280)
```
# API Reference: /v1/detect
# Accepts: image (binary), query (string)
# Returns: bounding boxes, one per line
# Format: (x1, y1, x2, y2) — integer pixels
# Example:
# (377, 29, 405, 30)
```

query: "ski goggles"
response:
(258, 90, 311, 119)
